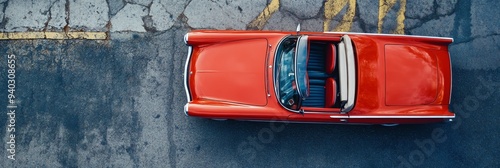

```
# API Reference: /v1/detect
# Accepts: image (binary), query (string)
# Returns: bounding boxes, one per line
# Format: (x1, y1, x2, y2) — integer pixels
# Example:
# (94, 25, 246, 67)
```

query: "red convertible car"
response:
(183, 27, 454, 125)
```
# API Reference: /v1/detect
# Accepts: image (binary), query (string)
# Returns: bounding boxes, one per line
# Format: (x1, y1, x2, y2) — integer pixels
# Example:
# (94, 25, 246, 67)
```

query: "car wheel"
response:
(381, 123, 399, 127)
(211, 118, 227, 121)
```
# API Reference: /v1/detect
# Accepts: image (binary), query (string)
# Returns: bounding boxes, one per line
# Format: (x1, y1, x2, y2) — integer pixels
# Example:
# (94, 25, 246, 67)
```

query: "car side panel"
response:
(187, 101, 289, 120)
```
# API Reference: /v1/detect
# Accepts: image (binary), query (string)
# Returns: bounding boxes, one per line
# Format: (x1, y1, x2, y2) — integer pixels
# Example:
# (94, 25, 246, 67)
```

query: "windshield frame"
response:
(294, 35, 309, 100)
(273, 35, 301, 112)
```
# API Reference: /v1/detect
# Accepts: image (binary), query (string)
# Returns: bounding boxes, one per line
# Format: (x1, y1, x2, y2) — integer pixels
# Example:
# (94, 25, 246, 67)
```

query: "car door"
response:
(287, 108, 348, 123)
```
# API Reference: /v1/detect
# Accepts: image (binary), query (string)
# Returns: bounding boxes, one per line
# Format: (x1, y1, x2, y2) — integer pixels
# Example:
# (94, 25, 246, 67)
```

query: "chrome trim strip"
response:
(265, 45, 271, 97)
(338, 41, 348, 102)
(303, 111, 341, 114)
(449, 51, 453, 104)
(344, 115, 455, 119)
(243, 119, 369, 125)
(184, 46, 193, 102)
(324, 32, 454, 41)
(329, 116, 349, 119)
(342, 35, 356, 112)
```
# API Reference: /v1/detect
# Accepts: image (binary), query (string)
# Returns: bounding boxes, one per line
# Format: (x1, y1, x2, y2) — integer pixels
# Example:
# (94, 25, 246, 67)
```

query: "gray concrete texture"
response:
(0, 0, 499, 167)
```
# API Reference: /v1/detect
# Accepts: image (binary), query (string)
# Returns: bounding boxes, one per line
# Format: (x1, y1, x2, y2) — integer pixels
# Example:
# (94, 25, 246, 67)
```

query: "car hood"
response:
(384, 45, 439, 105)
(191, 38, 268, 106)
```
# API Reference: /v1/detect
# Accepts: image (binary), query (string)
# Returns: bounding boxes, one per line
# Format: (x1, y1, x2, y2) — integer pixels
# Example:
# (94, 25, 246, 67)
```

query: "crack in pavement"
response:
(354, 3, 372, 33)
(451, 33, 500, 45)
(43, 0, 59, 35)
(125, 0, 151, 7)
(451, 0, 471, 43)
(141, 1, 154, 32)
(164, 27, 182, 168)
(405, 0, 457, 30)
(64, 0, 70, 33)
(178, 0, 193, 30)
(0, 0, 8, 29)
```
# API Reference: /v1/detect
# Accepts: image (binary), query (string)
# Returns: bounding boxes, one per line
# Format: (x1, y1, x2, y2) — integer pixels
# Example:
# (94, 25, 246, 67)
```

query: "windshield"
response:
(295, 36, 309, 98)
(275, 36, 310, 111)
(275, 37, 300, 110)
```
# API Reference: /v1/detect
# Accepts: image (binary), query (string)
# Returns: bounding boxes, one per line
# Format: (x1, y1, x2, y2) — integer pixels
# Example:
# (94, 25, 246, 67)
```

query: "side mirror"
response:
(299, 109, 304, 115)
(296, 24, 301, 35)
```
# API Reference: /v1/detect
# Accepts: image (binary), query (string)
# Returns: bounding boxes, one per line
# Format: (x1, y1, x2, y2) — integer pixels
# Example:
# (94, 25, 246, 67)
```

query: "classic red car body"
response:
(183, 30, 454, 124)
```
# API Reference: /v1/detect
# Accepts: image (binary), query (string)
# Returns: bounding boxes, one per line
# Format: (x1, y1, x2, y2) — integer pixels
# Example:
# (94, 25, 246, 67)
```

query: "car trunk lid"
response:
(385, 44, 439, 105)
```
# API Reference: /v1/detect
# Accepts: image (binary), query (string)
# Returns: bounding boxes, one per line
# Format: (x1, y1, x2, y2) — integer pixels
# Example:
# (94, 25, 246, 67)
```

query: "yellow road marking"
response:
(394, 0, 406, 34)
(247, 0, 280, 30)
(0, 32, 107, 40)
(378, 0, 406, 34)
(323, 0, 356, 32)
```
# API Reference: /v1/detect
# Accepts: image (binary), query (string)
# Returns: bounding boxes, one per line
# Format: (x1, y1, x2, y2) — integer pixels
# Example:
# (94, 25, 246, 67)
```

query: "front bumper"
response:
(184, 45, 193, 102)
(183, 33, 193, 116)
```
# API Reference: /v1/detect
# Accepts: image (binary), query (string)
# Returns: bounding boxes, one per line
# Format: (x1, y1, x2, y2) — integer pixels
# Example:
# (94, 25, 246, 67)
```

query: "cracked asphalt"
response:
(0, 0, 499, 167)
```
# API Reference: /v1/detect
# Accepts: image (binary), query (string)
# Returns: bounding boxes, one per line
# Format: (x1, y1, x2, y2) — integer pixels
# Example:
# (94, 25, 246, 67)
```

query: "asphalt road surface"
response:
(0, 0, 499, 167)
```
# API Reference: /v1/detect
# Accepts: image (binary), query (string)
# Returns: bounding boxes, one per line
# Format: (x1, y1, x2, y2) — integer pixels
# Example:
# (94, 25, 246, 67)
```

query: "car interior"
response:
(302, 40, 341, 109)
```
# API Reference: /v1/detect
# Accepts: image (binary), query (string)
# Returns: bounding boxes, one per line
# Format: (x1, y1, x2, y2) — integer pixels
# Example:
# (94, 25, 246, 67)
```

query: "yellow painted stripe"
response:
(324, 0, 356, 32)
(324, 0, 348, 31)
(0, 32, 107, 40)
(378, 0, 397, 33)
(247, 0, 280, 30)
(378, 0, 406, 34)
(394, 0, 406, 34)
(333, 0, 356, 32)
